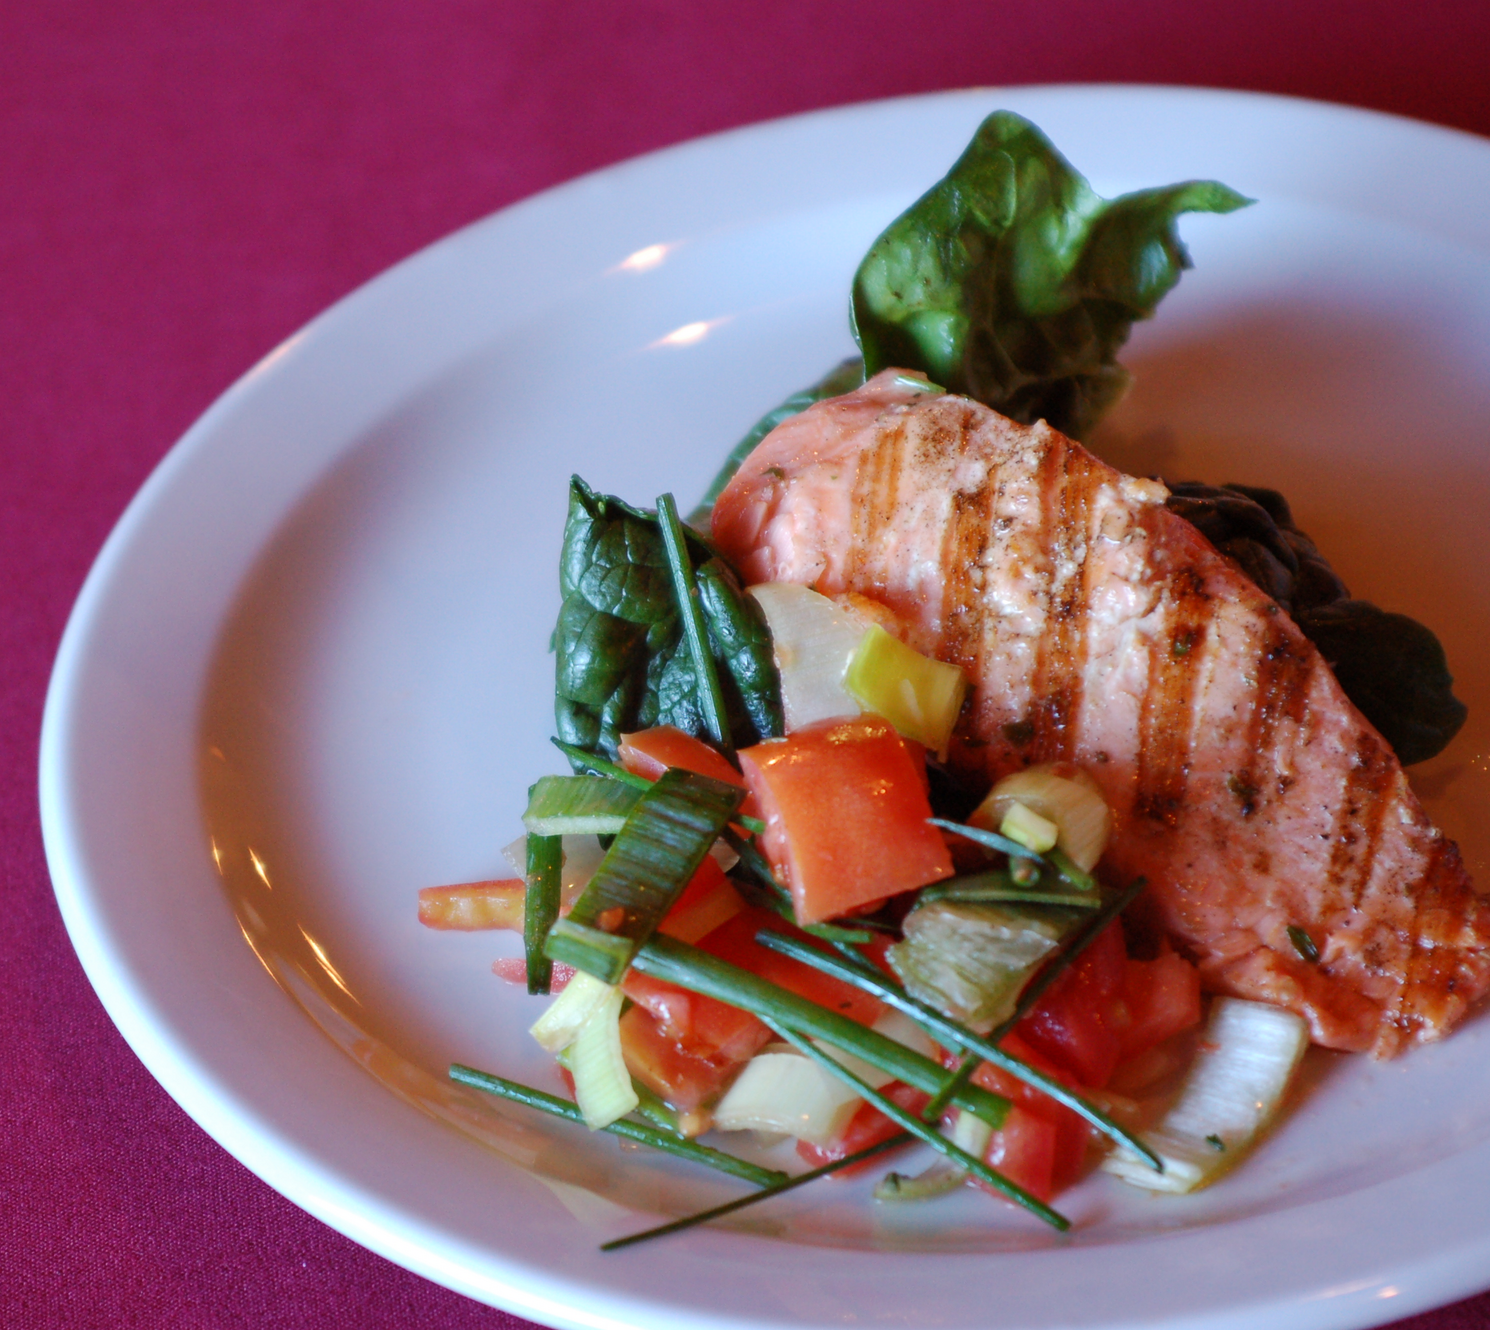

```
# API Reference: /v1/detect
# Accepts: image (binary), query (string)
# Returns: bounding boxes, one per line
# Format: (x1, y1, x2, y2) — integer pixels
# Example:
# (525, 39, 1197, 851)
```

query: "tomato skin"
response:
(738, 716, 954, 925)
(617, 1005, 746, 1114)
(619, 726, 759, 818)
(1118, 942, 1202, 1059)
(620, 968, 773, 1065)
(969, 1032, 1092, 1200)
(1016, 920, 1127, 1088)
(796, 1082, 930, 1174)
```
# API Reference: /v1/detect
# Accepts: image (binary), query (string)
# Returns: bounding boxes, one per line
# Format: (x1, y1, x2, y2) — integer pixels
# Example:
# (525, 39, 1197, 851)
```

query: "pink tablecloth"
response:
(5, 2, 1490, 1326)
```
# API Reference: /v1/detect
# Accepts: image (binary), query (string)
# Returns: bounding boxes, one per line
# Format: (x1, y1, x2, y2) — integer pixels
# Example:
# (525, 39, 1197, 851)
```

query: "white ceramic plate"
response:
(41, 86, 1490, 1330)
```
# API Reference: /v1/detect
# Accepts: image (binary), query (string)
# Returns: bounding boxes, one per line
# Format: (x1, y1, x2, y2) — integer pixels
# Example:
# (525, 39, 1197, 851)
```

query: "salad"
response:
(419, 111, 1476, 1244)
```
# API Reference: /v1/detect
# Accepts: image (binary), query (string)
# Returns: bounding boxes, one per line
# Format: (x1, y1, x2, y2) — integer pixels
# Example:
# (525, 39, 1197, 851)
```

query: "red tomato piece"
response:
(617, 1005, 743, 1113)
(656, 854, 744, 944)
(620, 968, 773, 1065)
(697, 907, 886, 1027)
(1016, 920, 1128, 1088)
(737, 716, 953, 925)
(1118, 942, 1202, 1059)
(970, 1033, 1091, 1199)
(796, 1082, 930, 1175)
(618, 726, 760, 819)
(491, 957, 577, 990)
(980, 1105, 1059, 1204)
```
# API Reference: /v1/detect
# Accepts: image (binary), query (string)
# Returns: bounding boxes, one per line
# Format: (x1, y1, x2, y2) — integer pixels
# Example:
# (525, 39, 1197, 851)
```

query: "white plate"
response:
(40, 86, 1490, 1330)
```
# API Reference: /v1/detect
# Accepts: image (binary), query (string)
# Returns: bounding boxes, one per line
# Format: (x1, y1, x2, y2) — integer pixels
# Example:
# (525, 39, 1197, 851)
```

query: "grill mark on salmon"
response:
(1029, 442, 1100, 759)
(845, 415, 904, 597)
(937, 478, 993, 676)
(1326, 730, 1396, 910)
(713, 369, 1490, 1058)
(1135, 563, 1212, 825)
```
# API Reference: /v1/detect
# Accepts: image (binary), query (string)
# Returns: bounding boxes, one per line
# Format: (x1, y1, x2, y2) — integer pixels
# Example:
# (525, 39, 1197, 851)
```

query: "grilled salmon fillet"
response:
(713, 370, 1489, 1057)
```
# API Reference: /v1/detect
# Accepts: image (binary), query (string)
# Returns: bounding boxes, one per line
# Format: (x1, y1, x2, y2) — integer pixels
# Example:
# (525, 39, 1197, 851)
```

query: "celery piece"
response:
(523, 775, 641, 836)
(888, 900, 1078, 1033)
(544, 768, 745, 984)
(844, 623, 967, 754)
(1101, 998, 1308, 1193)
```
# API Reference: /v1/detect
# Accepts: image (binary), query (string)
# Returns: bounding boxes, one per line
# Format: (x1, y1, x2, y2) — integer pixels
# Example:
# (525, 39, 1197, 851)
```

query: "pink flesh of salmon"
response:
(713, 370, 1489, 1057)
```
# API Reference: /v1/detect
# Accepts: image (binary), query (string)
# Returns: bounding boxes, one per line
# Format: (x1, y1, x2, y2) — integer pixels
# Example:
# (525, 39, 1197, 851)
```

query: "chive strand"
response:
(551, 740, 653, 791)
(990, 877, 1147, 1042)
(554, 739, 765, 835)
(765, 1022, 1069, 1230)
(753, 926, 1159, 1170)
(523, 827, 562, 994)
(656, 492, 732, 755)
(928, 817, 1047, 863)
(449, 1065, 786, 1189)
(601, 1133, 913, 1251)
(631, 935, 1009, 1126)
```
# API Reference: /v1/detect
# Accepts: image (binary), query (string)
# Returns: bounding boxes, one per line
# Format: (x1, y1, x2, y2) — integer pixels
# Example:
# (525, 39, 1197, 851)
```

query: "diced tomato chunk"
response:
(980, 1105, 1059, 1204)
(796, 1082, 930, 1175)
(617, 1005, 743, 1113)
(737, 716, 953, 925)
(1016, 921, 1127, 1088)
(619, 726, 759, 818)
(657, 854, 744, 944)
(697, 907, 886, 1027)
(970, 1032, 1092, 1200)
(1117, 941, 1202, 1059)
(621, 968, 773, 1065)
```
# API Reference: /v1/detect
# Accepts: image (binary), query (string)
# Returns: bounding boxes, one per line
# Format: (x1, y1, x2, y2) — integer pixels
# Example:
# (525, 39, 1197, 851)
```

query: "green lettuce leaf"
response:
(554, 477, 783, 763)
(851, 110, 1252, 438)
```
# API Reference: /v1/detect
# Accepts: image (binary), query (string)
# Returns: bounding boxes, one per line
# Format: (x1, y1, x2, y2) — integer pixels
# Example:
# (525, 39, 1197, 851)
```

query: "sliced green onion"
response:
(713, 1046, 866, 1144)
(545, 768, 745, 983)
(929, 817, 1046, 862)
(754, 928, 1160, 1171)
(449, 1065, 785, 1189)
(631, 935, 1009, 1128)
(601, 1132, 911, 1251)
(999, 801, 1060, 854)
(523, 827, 562, 995)
(524, 775, 641, 836)
(766, 1022, 1068, 1230)
(1047, 846, 1098, 895)
(529, 970, 616, 1053)
(630, 1080, 686, 1138)
(974, 764, 1112, 873)
(657, 491, 732, 755)
(568, 982, 638, 1128)
(1287, 924, 1319, 963)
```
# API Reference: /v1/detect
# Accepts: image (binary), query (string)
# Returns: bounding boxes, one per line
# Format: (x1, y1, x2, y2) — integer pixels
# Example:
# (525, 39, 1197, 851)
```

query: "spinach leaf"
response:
(554, 477, 783, 764)
(1294, 602, 1466, 766)
(688, 356, 864, 527)
(851, 110, 1252, 439)
(1166, 481, 1466, 763)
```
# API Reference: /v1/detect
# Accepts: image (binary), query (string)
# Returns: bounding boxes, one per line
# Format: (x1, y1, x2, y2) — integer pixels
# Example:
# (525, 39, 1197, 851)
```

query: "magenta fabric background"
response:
(5, 2, 1490, 1326)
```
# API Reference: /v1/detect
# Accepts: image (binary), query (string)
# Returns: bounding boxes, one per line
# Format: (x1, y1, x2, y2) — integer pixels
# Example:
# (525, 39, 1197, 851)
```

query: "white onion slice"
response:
(973, 764, 1111, 871)
(747, 583, 869, 730)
